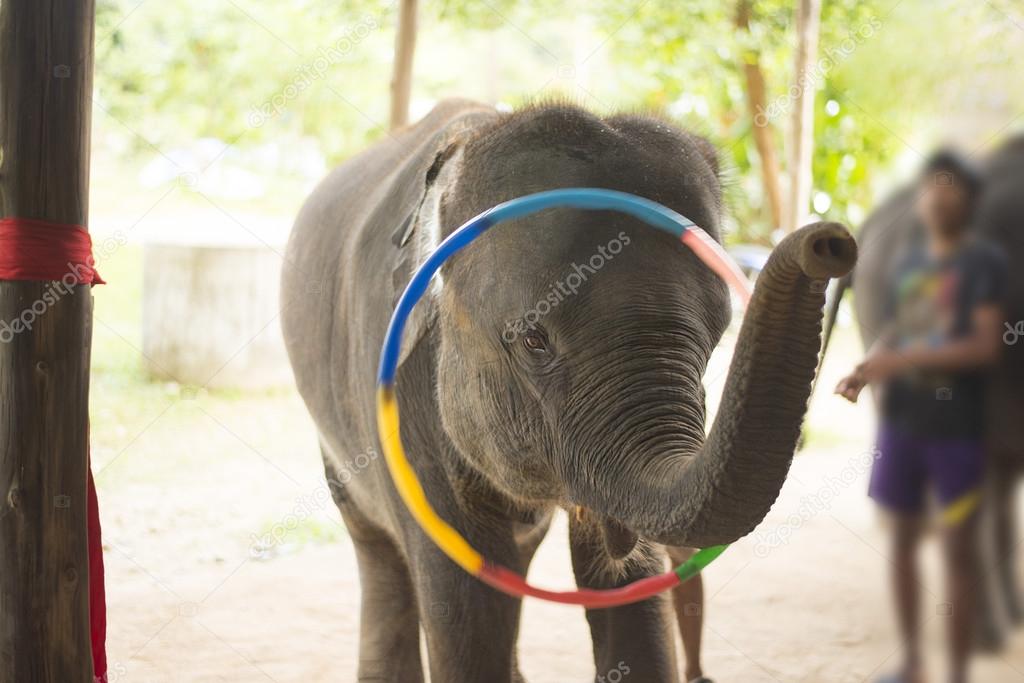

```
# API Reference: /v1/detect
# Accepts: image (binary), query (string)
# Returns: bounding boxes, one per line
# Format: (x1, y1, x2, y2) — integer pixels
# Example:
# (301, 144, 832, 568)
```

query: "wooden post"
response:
(389, 0, 418, 130)
(0, 1, 97, 681)
(736, 0, 784, 231)
(786, 0, 822, 232)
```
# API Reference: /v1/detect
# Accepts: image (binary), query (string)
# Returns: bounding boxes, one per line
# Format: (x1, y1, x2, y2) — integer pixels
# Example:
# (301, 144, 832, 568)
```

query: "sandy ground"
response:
(92, 348, 1024, 683)
(100, 452, 1024, 683)
(85, 242, 1024, 682)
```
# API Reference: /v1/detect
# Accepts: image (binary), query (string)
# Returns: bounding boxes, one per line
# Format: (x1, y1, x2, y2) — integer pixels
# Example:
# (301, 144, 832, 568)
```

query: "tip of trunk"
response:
(794, 221, 857, 280)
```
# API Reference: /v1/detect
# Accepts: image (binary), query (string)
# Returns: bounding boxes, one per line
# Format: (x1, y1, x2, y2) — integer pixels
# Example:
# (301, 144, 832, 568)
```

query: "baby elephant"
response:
(281, 99, 856, 682)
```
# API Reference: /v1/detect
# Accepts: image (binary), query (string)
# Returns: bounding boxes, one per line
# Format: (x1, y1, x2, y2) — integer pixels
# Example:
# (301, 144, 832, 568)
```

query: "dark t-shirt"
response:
(881, 238, 1007, 438)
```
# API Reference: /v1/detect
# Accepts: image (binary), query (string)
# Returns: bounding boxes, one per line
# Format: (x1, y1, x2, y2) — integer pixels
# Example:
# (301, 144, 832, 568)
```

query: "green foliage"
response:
(95, 0, 395, 164)
(589, 0, 890, 238)
(93, 0, 1024, 240)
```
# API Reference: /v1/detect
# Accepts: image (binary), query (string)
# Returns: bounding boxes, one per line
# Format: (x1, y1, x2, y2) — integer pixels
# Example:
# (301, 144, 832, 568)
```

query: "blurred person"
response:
(668, 546, 712, 683)
(835, 151, 1007, 683)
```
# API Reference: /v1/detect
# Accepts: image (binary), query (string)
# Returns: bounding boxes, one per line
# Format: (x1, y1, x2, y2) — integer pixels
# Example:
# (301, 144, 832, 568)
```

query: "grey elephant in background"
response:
(821, 136, 1024, 646)
(281, 99, 856, 682)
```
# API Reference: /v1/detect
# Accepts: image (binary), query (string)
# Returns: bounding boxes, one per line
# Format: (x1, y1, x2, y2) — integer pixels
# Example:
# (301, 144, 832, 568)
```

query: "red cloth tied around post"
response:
(0, 217, 105, 284)
(0, 216, 106, 681)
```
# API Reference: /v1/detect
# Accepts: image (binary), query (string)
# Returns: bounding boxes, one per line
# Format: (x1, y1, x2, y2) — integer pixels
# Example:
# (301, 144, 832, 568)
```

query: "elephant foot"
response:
(973, 613, 1007, 654)
(1001, 578, 1024, 626)
(1009, 602, 1024, 627)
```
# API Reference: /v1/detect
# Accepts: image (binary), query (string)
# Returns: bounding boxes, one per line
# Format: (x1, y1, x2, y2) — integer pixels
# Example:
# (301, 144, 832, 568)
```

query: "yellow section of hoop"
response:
(376, 387, 484, 574)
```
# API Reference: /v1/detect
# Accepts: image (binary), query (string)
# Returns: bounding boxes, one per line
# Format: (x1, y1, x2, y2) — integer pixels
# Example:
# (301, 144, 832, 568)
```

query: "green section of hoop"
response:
(674, 544, 730, 583)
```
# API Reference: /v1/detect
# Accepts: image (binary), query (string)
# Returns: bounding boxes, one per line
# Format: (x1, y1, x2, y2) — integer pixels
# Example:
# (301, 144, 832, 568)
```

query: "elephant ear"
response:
(686, 132, 720, 177)
(390, 141, 464, 367)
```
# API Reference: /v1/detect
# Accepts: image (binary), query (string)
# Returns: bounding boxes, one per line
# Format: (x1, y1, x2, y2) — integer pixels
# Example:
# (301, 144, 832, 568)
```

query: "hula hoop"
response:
(376, 188, 753, 608)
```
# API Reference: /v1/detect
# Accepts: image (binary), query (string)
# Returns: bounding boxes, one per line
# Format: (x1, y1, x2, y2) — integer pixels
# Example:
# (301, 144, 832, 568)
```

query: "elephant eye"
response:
(522, 331, 549, 354)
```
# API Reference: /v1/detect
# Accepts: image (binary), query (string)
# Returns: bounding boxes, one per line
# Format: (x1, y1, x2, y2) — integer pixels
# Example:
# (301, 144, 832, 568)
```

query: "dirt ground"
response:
(89, 243, 1024, 682)
(100, 454, 1024, 683)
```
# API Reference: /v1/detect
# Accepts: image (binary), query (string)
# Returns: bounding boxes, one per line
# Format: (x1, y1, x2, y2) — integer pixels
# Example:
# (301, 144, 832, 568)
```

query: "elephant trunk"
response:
(571, 222, 857, 549)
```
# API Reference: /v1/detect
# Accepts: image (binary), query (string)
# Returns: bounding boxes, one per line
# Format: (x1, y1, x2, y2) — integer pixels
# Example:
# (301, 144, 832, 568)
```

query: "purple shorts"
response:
(869, 424, 985, 514)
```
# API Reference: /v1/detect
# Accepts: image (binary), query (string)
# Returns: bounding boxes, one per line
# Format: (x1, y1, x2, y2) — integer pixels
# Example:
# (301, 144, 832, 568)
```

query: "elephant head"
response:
(395, 104, 856, 552)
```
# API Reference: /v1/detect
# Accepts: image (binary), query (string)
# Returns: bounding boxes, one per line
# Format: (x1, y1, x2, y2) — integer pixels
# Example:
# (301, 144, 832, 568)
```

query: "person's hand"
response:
(834, 371, 866, 403)
(857, 350, 910, 383)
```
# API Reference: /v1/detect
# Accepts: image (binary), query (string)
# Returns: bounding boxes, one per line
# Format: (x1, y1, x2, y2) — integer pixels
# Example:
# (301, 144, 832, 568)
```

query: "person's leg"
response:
(667, 546, 705, 682)
(891, 514, 926, 683)
(870, 425, 928, 683)
(943, 508, 980, 683)
(931, 437, 987, 683)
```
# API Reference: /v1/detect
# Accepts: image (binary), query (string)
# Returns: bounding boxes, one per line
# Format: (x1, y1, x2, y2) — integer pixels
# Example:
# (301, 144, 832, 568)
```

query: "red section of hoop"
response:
(478, 562, 680, 608)
(680, 228, 752, 305)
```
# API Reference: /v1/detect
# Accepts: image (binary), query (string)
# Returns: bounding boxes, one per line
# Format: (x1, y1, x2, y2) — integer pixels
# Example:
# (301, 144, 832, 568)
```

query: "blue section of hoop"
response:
(377, 188, 699, 385)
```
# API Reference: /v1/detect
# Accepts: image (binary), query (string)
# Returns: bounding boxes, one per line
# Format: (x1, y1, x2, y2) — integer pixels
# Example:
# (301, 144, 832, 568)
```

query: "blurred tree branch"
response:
(736, 0, 783, 231)
(786, 0, 821, 232)
(390, 0, 418, 129)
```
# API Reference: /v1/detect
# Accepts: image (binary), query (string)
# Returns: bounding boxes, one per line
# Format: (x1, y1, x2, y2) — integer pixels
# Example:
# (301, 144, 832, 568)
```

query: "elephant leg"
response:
(666, 546, 706, 682)
(339, 504, 425, 682)
(409, 524, 529, 683)
(570, 515, 678, 683)
(970, 492, 1007, 652)
(970, 466, 1020, 653)
(992, 466, 1023, 624)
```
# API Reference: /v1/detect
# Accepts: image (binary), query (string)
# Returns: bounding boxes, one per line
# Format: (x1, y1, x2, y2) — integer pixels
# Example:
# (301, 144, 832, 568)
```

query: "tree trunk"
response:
(0, 1, 96, 681)
(736, 0, 784, 231)
(389, 0, 419, 130)
(786, 0, 822, 232)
